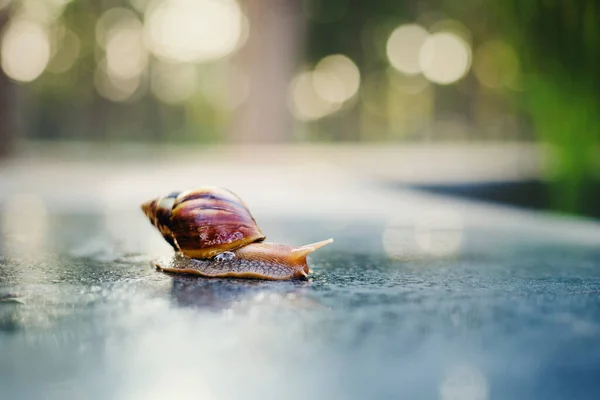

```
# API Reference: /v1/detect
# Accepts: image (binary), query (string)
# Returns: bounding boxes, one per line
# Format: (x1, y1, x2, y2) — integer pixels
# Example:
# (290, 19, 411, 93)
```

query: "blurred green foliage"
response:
(306, 0, 600, 213)
(496, 0, 599, 213)
(0, 0, 598, 215)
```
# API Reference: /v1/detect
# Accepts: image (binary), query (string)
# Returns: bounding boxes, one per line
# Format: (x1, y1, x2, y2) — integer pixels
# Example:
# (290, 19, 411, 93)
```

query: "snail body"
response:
(141, 187, 332, 280)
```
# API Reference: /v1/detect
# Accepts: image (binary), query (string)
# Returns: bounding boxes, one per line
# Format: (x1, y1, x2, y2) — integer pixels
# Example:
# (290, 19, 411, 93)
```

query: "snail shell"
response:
(141, 187, 332, 280)
(142, 187, 265, 259)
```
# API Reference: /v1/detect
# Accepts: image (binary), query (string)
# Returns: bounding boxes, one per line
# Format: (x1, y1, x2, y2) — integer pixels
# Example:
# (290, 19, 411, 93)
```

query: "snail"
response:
(141, 187, 333, 280)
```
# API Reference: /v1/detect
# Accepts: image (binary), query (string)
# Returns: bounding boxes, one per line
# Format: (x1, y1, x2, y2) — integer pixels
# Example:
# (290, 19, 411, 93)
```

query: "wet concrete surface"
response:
(1, 210, 600, 400)
(1, 157, 600, 399)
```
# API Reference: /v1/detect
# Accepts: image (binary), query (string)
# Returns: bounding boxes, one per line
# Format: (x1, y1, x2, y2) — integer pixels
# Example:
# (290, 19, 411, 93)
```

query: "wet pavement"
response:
(1, 156, 600, 399)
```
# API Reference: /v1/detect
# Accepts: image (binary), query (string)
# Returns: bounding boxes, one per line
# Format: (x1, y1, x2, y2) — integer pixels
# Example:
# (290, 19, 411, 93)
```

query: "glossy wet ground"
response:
(1, 157, 600, 399)
(1, 211, 600, 400)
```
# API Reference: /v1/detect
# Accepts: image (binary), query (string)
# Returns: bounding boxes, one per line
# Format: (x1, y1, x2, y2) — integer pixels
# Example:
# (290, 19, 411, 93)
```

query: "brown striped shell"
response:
(141, 187, 266, 259)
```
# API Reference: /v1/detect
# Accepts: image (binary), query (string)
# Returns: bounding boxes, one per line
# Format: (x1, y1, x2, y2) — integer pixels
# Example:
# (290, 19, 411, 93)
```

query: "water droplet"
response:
(214, 252, 235, 262)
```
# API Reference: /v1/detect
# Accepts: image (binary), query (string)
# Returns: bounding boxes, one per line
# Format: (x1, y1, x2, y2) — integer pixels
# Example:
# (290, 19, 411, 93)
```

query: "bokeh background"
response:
(0, 0, 598, 216)
(1, 4, 600, 399)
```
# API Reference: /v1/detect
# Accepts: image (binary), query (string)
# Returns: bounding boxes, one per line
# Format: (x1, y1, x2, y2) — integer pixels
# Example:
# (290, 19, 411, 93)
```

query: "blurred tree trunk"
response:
(0, 9, 15, 157)
(230, 0, 304, 143)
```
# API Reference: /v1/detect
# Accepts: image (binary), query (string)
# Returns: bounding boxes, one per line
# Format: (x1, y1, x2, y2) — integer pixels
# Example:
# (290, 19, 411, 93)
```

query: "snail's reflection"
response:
(0, 293, 23, 333)
(166, 271, 318, 313)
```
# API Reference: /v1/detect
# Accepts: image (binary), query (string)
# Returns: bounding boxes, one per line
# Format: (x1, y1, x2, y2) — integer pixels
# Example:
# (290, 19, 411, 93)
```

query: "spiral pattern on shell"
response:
(141, 187, 265, 259)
